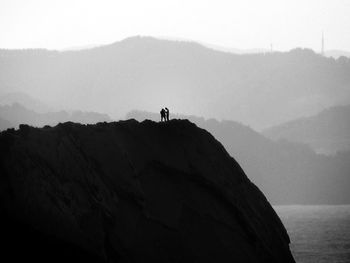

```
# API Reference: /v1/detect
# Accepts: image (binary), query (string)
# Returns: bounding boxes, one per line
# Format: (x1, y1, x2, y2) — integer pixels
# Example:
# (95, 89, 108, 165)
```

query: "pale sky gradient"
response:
(1, 0, 350, 51)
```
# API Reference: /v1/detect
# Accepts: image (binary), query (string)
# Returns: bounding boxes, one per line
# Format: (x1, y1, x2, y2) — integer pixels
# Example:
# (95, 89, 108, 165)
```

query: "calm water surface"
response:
(274, 205, 350, 263)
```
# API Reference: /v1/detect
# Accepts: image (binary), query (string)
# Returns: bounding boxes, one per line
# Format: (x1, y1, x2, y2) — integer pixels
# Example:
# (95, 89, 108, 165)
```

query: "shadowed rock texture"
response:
(0, 119, 295, 263)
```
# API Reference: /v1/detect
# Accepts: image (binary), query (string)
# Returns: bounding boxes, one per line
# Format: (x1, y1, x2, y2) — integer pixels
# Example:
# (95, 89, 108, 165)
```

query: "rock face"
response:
(0, 120, 295, 263)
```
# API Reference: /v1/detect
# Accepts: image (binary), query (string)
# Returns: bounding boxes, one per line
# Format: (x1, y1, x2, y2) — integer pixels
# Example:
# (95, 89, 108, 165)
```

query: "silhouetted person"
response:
(160, 108, 166, 122)
(165, 107, 170, 121)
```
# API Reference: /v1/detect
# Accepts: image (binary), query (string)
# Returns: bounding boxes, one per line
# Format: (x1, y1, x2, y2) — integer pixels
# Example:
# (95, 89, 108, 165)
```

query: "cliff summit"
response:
(0, 119, 295, 262)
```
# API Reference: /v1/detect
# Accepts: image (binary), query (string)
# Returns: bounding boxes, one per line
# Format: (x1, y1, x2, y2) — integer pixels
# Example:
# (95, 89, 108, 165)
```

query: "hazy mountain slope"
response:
(0, 120, 295, 263)
(0, 117, 12, 131)
(127, 110, 350, 204)
(1, 36, 350, 129)
(0, 91, 53, 113)
(263, 105, 350, 155)
(0, 103, 112, 128)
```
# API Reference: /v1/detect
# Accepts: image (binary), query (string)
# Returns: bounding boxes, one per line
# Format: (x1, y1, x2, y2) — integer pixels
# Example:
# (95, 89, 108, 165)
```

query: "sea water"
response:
(274, 205, 350, 263)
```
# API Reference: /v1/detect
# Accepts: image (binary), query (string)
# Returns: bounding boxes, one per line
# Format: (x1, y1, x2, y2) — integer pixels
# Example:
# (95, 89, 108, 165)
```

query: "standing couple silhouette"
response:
(160, 107, 170, 122)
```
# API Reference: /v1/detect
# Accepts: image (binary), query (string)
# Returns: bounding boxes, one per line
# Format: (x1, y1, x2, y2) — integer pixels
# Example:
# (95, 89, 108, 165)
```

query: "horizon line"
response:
(0, 35, 349, 55)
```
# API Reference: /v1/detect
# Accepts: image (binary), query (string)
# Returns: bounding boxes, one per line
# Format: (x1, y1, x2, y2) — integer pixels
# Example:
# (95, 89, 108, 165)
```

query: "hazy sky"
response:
(1, 0, 350, 51)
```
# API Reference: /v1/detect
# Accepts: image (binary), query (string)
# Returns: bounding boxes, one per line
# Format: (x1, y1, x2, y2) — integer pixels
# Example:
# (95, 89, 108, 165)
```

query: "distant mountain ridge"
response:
(263, 104, 350, 155)
(0, 91, 53, 113)
(325, 50, 350, 59)
(0, 103, 112, 130)
(1, 36, 350, 129)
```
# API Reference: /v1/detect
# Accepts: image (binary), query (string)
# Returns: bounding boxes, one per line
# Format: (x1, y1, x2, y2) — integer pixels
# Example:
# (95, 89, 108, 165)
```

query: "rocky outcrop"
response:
(0, 119, 295, 262)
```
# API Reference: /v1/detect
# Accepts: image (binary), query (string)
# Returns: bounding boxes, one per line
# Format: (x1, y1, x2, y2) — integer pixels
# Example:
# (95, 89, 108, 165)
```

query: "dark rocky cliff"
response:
(0, 119, 295, 262)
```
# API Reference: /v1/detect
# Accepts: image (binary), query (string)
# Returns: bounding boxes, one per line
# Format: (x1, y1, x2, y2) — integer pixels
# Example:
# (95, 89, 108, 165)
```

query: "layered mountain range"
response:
(263, 104, 350, 155)
(1, 36, 350, 129)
